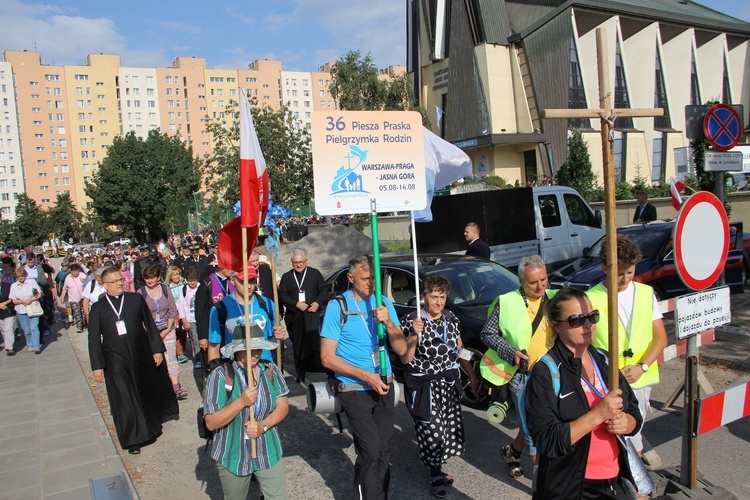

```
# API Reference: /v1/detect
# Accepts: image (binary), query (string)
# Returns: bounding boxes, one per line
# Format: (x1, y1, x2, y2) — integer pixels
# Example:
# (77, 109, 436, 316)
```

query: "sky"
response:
(0, 0, 748, 72)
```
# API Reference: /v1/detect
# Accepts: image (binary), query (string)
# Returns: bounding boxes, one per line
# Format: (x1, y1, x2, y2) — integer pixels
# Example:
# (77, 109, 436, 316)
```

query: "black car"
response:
(323, 254, 518, 408)
(548, 221, 745, 298)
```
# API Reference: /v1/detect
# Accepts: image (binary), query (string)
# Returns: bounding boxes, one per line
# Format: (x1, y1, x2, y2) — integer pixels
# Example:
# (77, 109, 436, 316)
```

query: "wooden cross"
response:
(540, 27, 664, 385)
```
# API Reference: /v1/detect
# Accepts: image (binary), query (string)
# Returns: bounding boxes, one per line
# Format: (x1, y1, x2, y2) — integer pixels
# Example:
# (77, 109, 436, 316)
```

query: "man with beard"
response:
(278, 248, 327, 383)
(88, 267, 178, 455)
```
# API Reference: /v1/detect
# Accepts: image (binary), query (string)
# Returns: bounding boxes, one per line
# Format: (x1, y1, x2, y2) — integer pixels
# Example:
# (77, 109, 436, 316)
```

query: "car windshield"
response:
(586, 229, 669, 259)
(423, 260, 517, 306)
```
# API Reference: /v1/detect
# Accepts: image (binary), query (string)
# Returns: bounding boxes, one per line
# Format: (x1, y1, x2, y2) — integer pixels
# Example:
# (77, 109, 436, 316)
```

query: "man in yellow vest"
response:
(479, 254, 555, 478)
(587, 235, 667, 456)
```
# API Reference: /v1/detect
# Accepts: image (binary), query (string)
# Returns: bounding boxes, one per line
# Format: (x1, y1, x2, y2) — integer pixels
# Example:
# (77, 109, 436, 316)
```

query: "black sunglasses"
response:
(559, 310, 600, 328)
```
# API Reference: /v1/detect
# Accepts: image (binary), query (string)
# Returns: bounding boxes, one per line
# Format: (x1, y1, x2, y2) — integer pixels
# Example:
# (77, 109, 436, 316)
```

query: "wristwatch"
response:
(639, 362, 649, 372)
(261, 422, 268, 433)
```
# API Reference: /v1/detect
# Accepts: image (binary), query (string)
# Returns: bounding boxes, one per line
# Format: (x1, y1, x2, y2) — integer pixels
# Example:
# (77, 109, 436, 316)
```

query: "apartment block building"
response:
(0, 62, 24, 220)
(0, 51, 370, 219)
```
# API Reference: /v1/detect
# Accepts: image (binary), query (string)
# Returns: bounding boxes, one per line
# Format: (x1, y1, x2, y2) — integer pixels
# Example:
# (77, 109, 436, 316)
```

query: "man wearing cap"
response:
(181, 242, 211, 281)
(278, 248, 326, 383)
(89, 267, 178, 455)
(320, 254, 409, 500)
(133, 245, 167, 290)
(173, 242, 192, 271)
(203, 312, 289, 499)
(207, 265, 285, 364)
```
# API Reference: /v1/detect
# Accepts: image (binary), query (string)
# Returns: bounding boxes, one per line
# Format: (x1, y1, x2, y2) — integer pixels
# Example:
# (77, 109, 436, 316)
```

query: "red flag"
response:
(670, 177, 687, 211)
(217, 217, 256, 272)
(239, 89, 269, 228)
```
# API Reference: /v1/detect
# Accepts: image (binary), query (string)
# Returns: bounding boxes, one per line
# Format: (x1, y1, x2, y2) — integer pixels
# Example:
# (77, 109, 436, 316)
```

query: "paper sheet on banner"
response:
(311, 111, 426, 215)
(675, 286, 731, 339)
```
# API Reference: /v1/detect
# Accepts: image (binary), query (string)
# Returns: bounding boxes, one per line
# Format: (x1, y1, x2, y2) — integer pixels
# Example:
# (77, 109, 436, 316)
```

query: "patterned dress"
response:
(402, 310, 465, 468)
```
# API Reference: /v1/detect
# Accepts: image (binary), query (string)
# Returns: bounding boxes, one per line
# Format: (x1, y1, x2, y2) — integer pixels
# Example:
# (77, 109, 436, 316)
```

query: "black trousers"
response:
(339, 387, 395, 500)
(581, 476, 632, 499)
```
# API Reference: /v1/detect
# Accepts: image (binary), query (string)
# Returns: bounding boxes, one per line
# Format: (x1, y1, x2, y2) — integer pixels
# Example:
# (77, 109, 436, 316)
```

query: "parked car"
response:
(323, 254, 519, 409)
(110, 237, 132, 247)
(548, 221, 745, 298)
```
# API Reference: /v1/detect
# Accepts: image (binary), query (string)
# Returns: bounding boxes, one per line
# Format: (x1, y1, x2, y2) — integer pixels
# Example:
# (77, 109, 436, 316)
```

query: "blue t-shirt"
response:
(320, 291, 400, 388)
(208, 292, 277, 362)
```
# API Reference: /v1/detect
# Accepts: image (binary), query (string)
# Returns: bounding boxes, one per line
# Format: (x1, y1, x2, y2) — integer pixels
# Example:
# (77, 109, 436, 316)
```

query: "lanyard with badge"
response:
(105, 294, 127, 335)
(351, 292, 380, 370)
(421, 311, 473, 361)
(234, 366, 263, 441)
(294, 268, 308, 303)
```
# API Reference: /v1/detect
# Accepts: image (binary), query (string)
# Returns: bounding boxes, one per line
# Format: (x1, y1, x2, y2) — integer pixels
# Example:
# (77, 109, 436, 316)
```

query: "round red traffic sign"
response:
(673, 191, 729, 291)
(704, 104, 742, 151)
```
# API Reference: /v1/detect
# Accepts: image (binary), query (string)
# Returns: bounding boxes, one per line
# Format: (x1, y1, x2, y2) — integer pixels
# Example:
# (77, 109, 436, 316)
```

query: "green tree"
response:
(85, 130, 201, 242)
(47, 193, 83, 242)
(557, 129, 597, 201)
(14, 194, 48, 245)
(203, 99, 313, 218)
(329, 50, 386, 111)
(330, 51, 429, 125)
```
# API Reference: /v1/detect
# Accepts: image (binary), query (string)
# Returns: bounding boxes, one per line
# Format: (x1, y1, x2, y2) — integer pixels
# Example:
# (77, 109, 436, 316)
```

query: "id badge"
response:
(458, 348, 473, 361)
(371, 351, 380, 370)
(116, 320, 127, 336)
(298, 291, 306, 303)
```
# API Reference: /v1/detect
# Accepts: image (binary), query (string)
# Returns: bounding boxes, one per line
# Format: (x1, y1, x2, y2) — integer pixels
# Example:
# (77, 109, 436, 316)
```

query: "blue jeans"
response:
(509, 371, 536, 456)
(17, 313, 40, 350)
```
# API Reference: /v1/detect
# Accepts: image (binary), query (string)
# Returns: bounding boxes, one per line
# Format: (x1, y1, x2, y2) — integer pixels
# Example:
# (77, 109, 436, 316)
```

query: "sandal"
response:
(430, 478, 448, 498)
(502, 444, 524, 478)
(441, 472, 454, 486)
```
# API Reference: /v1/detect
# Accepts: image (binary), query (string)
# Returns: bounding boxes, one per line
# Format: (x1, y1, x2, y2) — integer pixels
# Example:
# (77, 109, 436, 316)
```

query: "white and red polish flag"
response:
(239, 89, 269, 228)
(669, 176, 687, 211)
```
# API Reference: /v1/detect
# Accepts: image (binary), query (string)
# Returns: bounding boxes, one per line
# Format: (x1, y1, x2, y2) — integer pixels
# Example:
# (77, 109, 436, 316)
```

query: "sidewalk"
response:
(0, 324, 134, 499)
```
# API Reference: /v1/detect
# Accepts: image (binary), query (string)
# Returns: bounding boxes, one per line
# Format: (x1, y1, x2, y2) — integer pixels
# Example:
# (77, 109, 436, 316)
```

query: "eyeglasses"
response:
(559, 310, 600, 328)
(291, 260, 306, 265)
(104, 278, 126, 284)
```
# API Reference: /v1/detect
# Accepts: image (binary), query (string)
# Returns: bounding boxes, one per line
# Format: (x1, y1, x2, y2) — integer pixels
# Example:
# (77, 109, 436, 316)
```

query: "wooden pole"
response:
(242, 227, 257, 458)
(270, 251, 283, 370)
(595, 28, 621, 389)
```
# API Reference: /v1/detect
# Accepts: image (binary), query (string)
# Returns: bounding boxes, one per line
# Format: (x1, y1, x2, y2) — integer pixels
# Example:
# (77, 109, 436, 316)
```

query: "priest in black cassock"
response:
(278, 249, 327, 383)
(88, 267, 178, 455)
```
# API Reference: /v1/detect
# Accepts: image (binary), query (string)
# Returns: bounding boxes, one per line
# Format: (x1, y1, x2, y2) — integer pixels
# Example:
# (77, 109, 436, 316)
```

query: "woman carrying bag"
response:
(9, 268, 44, 354)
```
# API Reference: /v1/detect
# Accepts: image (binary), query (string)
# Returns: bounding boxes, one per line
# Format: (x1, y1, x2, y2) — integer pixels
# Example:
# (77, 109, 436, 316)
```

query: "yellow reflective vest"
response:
(480, 289, 555, 386)
(587, 282, 659, 389)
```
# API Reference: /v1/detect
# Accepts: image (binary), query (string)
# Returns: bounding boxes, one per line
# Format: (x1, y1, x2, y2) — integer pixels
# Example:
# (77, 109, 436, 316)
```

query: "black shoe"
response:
(128, 446, 141, 455)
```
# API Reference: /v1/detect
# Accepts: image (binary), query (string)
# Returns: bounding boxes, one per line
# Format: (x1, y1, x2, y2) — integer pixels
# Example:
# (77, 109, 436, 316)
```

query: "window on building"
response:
(568, 37, 590, 129)
(652, 133, 664, 182)
(613, 133, 625, 181)
(75, 74, 88, 80)
(721, 58, 732, 105)
(690, 52, 701, 106)
(654, 45, 671, 130)
(614, 40, 633, 129)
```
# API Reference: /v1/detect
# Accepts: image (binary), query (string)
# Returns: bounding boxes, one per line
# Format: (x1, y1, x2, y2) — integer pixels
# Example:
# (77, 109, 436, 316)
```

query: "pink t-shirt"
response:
(583, 374, 620, 480)
(63, 273, 86, 302)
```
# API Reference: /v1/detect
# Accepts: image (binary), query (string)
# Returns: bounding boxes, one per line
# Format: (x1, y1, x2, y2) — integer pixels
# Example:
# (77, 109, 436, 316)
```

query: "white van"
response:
(415, 186, 604, 270)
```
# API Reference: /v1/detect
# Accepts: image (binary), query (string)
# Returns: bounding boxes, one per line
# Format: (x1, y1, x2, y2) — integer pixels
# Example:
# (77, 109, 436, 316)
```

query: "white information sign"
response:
(311, 111, 426, 215)
(674, 286, 731, 339)
(704, 151, 743, 172)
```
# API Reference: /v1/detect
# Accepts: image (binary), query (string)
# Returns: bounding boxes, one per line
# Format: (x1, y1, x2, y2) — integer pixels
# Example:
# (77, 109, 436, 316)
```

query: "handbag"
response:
(25, 300, 44, 318)
(618, 435, 654, 498)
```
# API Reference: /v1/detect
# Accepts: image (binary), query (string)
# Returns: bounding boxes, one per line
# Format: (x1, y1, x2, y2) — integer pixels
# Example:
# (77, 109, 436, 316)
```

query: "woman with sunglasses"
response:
(525, 287, 642, 499)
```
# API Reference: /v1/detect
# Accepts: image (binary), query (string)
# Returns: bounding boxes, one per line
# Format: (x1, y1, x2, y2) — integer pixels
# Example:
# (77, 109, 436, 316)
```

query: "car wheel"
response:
(459, 346, 491, 410)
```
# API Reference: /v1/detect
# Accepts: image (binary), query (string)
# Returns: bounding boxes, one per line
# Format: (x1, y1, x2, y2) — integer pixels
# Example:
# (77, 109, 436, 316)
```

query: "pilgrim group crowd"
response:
(0, 226, 666, 500)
